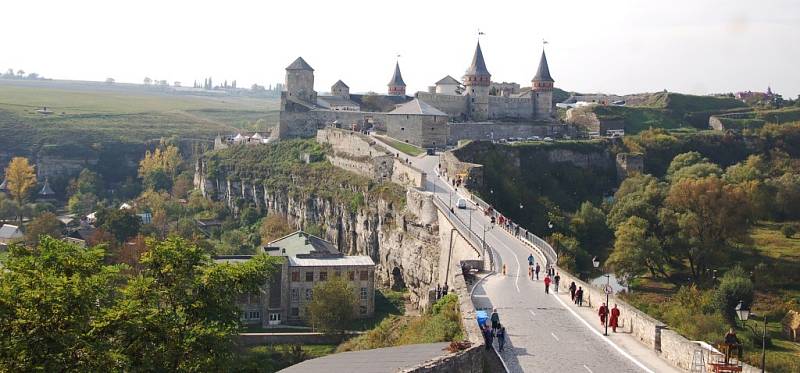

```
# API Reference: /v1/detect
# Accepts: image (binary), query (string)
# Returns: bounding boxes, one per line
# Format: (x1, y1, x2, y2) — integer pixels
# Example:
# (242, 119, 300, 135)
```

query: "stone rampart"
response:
(392, 159, 426, 189)
(238, 332, 359, 346)
(448, 122, 571, 145)
(439, 150, 484, 191)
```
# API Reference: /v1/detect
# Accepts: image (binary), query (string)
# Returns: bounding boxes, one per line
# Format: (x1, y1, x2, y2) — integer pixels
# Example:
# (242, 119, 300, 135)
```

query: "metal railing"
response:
(431, 195, 495, 272)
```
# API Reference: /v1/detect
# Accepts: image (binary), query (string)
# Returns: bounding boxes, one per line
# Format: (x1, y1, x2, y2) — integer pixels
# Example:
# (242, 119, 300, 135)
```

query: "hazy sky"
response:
(3, 0, 799, 97)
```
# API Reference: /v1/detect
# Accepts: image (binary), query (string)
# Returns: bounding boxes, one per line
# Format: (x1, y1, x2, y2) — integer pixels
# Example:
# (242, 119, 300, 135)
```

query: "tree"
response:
(143, 77, 152, 85)
(139, 145, 182, 183)
(0, 237, 122, 372)
(96, 208, 142, 242)
(781, 223, 798, 238)
(570, 201, 612, 257)
(105, 77, 115, 84)
(102, 237, 280, 371)
(4, 157, 36, 205)
(260, 214, 294, 243)
(69, 168, 103, 196)
(662, 177, 751, 280)
(24, 212, 65, 244)
(607, 174, 666, 229)
(607, 216, 667, 283)
(306, 276, 357, 334)
(667, 151, 722, 181)
(551, 232, 590, 272)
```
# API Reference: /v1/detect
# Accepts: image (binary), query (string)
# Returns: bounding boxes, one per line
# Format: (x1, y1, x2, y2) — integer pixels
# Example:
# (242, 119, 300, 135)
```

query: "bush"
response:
(714, 266, 754, 326)
(780, 223, 797, 238)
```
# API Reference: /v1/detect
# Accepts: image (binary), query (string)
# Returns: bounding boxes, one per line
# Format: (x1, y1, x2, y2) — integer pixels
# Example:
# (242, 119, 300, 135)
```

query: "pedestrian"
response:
(496, 324, 506, 352)
(534, 263, 540, 280)
(442, 283, 449, 296)
(490, 308, 500, 332)
(544, 274, 551, 294)
(569, 281, 577, 301)
(527, 253, 534, 268)
(576, 286, 584, 306)
(610, 304, 621, 333)
(554, 272, 561, 293)
(436, 284, 441, 300)
(483, 325, 494, 350)
(599, 302, 609, 327)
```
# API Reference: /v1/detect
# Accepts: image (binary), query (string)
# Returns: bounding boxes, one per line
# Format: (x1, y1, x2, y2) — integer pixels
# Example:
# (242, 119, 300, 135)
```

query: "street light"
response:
(593, 257, 611, 336)
(735, 300, 767, 373)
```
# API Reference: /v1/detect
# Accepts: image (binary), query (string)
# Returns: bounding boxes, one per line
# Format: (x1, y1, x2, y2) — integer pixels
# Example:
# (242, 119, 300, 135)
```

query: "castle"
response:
(275, 42, 568, 148)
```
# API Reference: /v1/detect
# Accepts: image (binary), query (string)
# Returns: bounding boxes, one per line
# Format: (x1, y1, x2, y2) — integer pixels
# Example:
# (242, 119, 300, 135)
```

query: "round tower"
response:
(387, 62, 406, 96)
(532, 50, 554, 120)
(285, 57, 316, 102)
(463, 41, 491, 121)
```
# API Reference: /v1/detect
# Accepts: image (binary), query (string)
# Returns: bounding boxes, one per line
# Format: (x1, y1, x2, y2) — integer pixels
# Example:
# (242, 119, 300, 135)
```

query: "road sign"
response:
(604, 285, 613, 295)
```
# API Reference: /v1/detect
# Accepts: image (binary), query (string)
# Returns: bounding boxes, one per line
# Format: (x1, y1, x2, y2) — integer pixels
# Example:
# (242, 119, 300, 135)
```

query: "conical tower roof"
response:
(465, 41, 491, 77)
(39, 178, 55, 196)
(533, 50, 554, 82)
(286, 57, 314, 71)
(388, 62, 406, 87)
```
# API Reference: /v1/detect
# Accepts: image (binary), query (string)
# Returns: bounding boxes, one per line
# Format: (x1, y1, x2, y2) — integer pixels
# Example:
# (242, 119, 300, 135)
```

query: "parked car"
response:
(543, 137, 554, 142)
(426, 148, 436, 155)
(456, 198, 467, 209)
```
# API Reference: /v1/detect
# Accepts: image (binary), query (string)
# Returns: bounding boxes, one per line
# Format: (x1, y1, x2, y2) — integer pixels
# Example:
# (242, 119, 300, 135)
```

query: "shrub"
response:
(714, 266, 754, 326)
(780, 223, 797, 238)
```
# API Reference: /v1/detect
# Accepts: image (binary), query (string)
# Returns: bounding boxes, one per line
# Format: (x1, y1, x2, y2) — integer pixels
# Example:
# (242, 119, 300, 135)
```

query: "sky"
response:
(2, 0, 799, 97)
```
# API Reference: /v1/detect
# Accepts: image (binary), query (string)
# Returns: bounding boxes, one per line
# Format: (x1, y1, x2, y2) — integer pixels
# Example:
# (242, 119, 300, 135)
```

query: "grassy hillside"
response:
(0, 80, 279, 153)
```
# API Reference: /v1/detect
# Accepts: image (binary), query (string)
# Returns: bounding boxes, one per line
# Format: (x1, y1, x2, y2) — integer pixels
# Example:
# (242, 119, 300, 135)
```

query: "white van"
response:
(456, 198, 467, 209)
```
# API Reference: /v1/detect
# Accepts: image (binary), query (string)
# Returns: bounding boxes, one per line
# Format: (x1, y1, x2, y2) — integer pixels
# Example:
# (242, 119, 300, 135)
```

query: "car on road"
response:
(456, 198, 467, 209)
(527, 136, 542, 141)
(426, 148, 436, 155)
(543, 137, 554, 142)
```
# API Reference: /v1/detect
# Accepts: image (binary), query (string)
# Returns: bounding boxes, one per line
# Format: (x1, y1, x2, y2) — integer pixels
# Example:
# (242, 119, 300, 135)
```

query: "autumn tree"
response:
(260, 214, 294, 243)
(4, 157, 37, 206)
(306, 276, 357, 334)
(138, 145, 182, 191)
(607, 216, 668, 284)
(661, 177, 751, 280)
(95, 208, 142, 242)
(24, 212, 65, 244)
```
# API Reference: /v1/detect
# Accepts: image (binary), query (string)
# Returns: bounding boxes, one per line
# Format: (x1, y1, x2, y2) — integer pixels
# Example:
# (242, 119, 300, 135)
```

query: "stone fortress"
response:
(275, 42, 570, 148)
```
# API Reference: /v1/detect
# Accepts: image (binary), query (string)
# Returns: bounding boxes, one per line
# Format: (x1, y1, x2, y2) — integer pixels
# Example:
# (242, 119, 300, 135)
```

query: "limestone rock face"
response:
(783, 310, 800, 342)
(194, 159, 442, 309)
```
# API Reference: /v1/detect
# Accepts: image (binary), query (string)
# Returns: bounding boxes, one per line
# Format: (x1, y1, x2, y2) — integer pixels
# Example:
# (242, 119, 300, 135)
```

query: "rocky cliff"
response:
(195, 158, 442, 309)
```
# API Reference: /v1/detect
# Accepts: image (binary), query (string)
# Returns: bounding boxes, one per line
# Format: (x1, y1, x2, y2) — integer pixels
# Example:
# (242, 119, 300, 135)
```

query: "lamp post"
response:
(593, 257, 611, 336)
(482, 223, 493, 265)
(735, 301, 767, 373)
(548, 221, 556, 261)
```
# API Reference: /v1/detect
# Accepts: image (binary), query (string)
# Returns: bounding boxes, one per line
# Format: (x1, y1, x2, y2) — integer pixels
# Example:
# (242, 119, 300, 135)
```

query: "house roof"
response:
(533, 50, 554, 82)
(0, 224, 23, 240)
(263, 230, 338, 257)
(465, 41, 491, 77)
(288, 255, 374, 267)
(436, 75, 460, 86)
(0, 179, 6, 190)
(332, 80, 349, 89)
(286, 57, 314, 71)
(388, 62, 406, 87)
(389, 99, 448, 116)
(39, 179, 55, 196)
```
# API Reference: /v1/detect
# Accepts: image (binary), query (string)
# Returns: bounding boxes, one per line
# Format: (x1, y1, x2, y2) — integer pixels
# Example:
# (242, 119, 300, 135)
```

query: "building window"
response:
(291, 288, 299, 302)
(248, 311, 261, 320)
(269, 313, 281, 322)
(348, 271, 355, 281)
(305, 271, 314, 282)
(360, 287, 368, 300)
(291, 307, 299, 316)
(291, 271, 300, 282)
(360, 306, 367, 315)
(360, 271, 368, 281)
(305, 288, 313, 300)
(319, 271, 328, 281)
(401, 127, 405, 131)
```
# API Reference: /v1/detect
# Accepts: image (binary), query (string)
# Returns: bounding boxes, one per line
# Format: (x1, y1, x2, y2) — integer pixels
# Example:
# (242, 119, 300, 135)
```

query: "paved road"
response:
(384, 145, 660, 373)
(279, 342, 450, 373)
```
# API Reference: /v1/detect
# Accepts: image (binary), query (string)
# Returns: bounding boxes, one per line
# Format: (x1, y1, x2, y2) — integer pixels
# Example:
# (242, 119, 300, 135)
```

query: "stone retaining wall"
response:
(238, 332, 359, 346)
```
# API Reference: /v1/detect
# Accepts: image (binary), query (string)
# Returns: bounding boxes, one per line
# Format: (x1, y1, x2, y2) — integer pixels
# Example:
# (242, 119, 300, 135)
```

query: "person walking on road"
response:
(496, 324, 506, 352)
(569, 281, 577, 301)
(490, 309, 500, 332)
(554, 272, 561, 293)
(575, 286, 584, 306)
(544, 275, 552, 294)
(610, 304, 621, 333)
(483, 325, 494, 350)
(527, 254, 534, 268)
(534, 263, 540, 280)
(599, 302, 609, 327)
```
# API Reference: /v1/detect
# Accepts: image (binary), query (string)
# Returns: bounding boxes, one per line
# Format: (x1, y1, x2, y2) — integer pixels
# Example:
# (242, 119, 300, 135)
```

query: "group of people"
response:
(568, 281, 585, 306)
(483, 309, 507, 352)
(598, 302, 622, 332)
(527, 254, 561, 294)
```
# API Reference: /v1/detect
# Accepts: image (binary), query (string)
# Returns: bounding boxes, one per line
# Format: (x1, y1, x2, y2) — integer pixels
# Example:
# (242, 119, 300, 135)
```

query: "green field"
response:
(0, 80, 279, 153)
(375, 135, 425, 156)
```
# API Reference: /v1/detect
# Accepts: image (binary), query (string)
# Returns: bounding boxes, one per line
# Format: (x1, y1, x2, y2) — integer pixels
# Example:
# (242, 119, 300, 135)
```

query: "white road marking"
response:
(550, 332, 560, 341)
(529, 310, 536, 317)
(550, 291, 655, 373)
(583, 364, 594, 373)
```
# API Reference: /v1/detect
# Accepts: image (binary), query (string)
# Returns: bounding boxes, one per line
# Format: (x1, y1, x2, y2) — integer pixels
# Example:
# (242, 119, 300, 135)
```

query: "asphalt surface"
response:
(403, 149, 656, 373)
(278, 342, 450, 373)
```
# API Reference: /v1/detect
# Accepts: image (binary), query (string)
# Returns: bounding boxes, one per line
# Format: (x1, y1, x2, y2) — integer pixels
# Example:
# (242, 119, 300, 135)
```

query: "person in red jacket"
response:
(543, 275, 552, 294)
(598, 303, 609, 327)
(609, 304, 621, 333)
